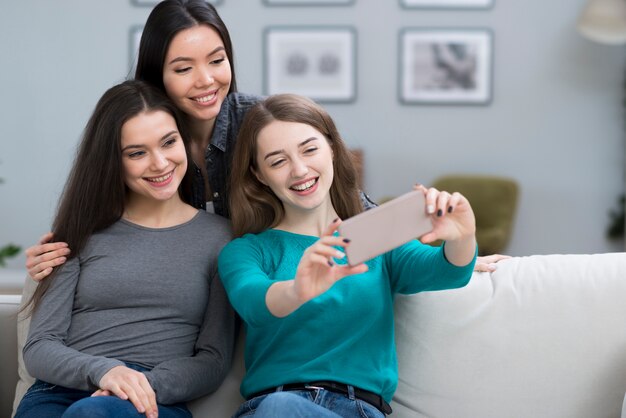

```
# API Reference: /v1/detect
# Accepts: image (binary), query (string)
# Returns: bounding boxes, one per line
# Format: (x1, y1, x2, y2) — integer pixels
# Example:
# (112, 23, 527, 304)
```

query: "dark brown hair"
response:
(135, 0, 237, 94)
(23, 80, 193, 315)
(229, 94, 362, 237)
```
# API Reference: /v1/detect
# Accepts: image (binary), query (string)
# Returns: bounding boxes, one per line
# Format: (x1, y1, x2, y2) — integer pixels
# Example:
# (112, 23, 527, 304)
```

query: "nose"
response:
(195, 66, 214, 87)
(151, 151, 169, 171)
(291, 157, 309, 178)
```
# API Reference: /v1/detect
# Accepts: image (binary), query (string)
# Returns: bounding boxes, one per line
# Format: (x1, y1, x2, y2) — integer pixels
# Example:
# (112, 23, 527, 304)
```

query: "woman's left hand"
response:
(474, 254, 511, 272)
(97, 365, 158, 418)
(414, 184, 476, 244)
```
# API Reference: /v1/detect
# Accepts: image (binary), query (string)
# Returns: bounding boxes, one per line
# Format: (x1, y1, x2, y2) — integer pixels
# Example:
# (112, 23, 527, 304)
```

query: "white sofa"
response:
(2, 252, 626, 418)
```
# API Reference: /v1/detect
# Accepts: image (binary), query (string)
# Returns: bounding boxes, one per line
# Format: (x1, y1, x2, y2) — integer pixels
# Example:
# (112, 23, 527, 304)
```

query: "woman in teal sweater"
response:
(218, 94, 477, 418)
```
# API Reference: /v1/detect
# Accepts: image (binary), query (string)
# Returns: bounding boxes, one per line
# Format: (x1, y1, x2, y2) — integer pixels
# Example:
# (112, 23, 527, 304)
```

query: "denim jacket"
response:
(191, 92, 376, 218)
(191, 92, 262, 217)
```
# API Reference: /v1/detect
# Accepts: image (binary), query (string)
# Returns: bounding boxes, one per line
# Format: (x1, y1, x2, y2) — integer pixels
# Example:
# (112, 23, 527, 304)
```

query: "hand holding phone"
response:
(338, 190, 432, 266)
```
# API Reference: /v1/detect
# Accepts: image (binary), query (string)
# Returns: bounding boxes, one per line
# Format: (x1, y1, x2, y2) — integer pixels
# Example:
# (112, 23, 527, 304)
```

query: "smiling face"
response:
(254, 120, 335, 217)
(162, 24, 232, 127)
(121, 110, 188, 205)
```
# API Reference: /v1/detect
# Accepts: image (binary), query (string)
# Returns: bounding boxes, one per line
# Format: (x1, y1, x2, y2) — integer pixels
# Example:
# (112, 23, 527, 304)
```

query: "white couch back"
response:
(393, 253, 626, 418)
(8, 253, 626, 418)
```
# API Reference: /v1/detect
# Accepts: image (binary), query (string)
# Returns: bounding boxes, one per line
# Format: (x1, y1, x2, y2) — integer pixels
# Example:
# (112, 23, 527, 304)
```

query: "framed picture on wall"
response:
(264, 26, 357, 103)
(264, 0, 354, 5)
(400, 0, 493, 9)
(130, 0, 222, 6)
(399, 28, 493, 105)
(129, 25, 143, 73)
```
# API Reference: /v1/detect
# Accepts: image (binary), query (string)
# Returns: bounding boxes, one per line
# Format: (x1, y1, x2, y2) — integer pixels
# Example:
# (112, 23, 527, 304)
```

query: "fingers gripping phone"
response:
(338, 190, 433, 266)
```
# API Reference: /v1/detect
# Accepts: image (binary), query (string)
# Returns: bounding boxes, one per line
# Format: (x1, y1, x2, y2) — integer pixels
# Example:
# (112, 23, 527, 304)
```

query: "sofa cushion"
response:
(0, 294, 21, 418)
(12, 275, 35, 417)
(392, 253, 626, 418)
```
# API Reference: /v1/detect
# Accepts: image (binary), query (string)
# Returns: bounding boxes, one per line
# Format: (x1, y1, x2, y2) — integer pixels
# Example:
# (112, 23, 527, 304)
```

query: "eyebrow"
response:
(263, 137, 318, 161)
(121, 130, 179, 152)
(167, 46, 226, 65)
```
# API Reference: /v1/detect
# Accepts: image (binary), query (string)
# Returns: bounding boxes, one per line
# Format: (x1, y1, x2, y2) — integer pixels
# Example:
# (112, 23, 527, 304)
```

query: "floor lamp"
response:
(577, 0, 626, 247)
(577, 0, 626, 44)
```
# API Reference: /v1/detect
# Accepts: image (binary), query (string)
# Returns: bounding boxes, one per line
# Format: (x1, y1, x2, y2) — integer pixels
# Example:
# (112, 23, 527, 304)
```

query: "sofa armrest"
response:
(0, 269, 27, 295)
(0, 294, 21, 418)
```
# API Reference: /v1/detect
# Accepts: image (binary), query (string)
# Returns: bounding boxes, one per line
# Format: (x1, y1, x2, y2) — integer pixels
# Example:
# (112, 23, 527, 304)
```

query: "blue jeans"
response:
(14, 364, 191, 418)
(233, 387, 385, 418)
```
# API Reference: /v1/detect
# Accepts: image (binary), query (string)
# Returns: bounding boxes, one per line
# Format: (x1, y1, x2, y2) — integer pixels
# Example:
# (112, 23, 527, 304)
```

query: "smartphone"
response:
(338, 190, 432, 266)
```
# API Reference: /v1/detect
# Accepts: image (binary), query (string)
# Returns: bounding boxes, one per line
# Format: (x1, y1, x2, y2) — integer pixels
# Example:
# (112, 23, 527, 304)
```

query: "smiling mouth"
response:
(193, 91, 217, 103)
(145, 171, 173, 183)
(290, 178, 318, 192)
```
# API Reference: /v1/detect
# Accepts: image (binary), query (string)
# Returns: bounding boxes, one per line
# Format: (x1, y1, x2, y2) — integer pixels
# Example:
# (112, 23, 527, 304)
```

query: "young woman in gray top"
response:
(14, 80, 235, 418)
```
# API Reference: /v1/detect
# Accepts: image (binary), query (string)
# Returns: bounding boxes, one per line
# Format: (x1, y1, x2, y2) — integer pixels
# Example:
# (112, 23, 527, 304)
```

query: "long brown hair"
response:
(22, 80, 193, 315)
(229, 94, 362, 237)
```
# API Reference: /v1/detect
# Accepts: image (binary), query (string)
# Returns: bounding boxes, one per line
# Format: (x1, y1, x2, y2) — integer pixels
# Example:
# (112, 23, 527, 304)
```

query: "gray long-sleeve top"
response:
(23, 211, 236, 404)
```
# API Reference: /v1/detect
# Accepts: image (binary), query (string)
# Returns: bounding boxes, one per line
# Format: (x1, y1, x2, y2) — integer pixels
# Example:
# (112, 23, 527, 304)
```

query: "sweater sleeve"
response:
(218, 236, 280, 328)
(143, 271, 237, 404)
(23, 257, 124, 391)
(386, 240, 476, 295)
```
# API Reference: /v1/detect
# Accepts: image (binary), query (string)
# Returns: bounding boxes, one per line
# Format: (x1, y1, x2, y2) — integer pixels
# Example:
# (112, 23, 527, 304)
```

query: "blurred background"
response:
(1, 0, 625, 270)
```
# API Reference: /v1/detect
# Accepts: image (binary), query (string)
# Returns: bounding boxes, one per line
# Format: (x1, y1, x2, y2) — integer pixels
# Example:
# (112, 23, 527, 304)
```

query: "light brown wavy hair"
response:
(228, 94, 362, 237)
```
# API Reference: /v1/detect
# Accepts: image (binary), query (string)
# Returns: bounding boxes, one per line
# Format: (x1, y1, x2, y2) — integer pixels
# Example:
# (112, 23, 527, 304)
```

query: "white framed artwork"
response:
(400, 0, 493, 9)
(264, 27, 357, 103)
(264, 0, 354, 5)
(399, 28, 493, 105)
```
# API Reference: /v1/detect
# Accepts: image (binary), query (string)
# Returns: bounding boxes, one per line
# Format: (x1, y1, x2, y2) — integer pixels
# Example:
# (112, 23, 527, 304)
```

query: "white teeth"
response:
(291, 179, 317, 191)
(147, 172, 172, 183)
(195, 92, 216, 103)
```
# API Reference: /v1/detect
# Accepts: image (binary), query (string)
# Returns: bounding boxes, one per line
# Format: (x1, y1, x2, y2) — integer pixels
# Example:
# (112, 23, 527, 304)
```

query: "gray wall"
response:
(1, 0, 624, 269)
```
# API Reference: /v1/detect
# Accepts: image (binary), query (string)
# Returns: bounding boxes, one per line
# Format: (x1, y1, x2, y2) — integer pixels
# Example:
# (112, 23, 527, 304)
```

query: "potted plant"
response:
(0, 175, 20, 267)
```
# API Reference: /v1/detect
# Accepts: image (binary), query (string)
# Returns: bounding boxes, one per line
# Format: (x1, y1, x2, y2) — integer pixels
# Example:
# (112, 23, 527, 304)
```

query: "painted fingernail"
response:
(437, 209, 443, 217)
(447, 206, 453, 213)
(343, 238, 351, 243)
(427, 205, 435, 214)
(328, 260, 334, 267)
(333, 218, 339, 223)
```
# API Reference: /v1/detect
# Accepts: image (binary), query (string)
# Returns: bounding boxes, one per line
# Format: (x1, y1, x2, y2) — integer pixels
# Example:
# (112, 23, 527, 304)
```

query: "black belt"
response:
(248, 380, 393, 415)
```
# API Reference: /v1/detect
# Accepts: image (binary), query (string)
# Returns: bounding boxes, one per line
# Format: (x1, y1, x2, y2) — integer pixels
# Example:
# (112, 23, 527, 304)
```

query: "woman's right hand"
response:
(292, 219, 368, 303)
(98, 365, 158, 418)
(266, 219, 368, 318)
(25, 232, 71, 281)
